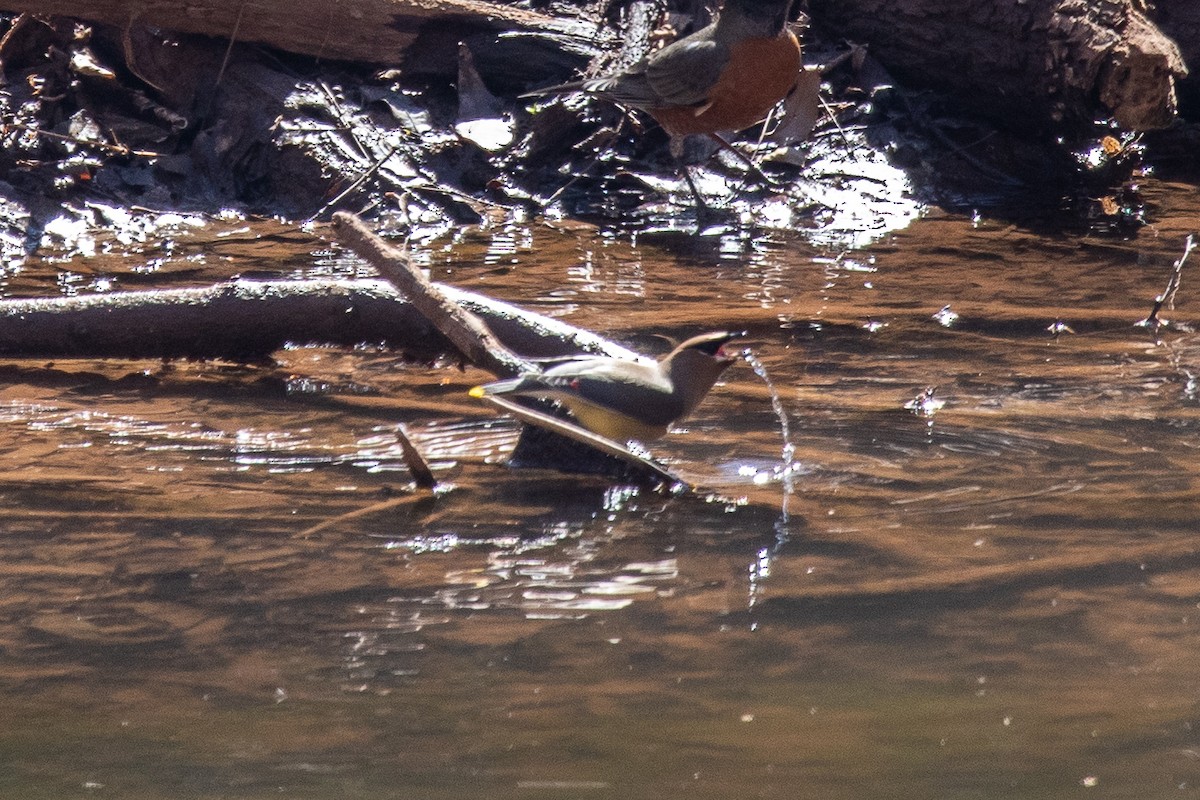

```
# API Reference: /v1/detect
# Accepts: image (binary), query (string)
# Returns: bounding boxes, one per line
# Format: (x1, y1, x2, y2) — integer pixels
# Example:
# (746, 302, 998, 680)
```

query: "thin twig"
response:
(305, 144, 401, 223)
(2, 121, 160, 158)
(1139, 233, 1195, 332)
(545, 115, 627, 206)
(214, 1, 247, 88)
(818, 94, 856, 155)
(293, 493, 432, 539)
(708, 132, 785, 191)
(318, 80, 370, 160)
(898, 92, 1022, 186)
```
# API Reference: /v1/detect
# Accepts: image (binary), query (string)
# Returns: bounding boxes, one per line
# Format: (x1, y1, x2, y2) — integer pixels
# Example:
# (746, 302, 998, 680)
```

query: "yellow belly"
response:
(561, 398, 671, 444)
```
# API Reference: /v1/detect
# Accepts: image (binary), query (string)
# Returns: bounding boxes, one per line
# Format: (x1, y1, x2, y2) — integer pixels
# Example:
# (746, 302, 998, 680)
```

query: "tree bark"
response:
(1155, 0, 1200, 106)
(808, 0, 1187, 132)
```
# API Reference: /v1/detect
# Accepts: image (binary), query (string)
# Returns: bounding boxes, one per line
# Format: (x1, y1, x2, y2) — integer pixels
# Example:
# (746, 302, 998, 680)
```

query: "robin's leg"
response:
(679, 167, 713, 217)
(668, 135, 716, 218)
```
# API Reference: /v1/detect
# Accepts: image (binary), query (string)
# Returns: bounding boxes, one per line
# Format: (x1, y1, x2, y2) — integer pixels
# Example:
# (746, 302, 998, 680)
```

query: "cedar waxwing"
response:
(469, 331, 742, 444)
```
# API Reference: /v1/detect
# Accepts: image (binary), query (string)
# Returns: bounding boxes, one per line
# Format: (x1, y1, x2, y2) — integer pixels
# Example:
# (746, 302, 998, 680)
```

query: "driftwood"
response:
(0, 0, 1187, 133)
(0, 0, 591, 70)
(808, 0, 1187, 132)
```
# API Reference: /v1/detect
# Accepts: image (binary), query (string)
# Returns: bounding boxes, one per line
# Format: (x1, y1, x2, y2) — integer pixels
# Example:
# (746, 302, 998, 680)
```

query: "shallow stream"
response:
(3, 179, 1200, 798)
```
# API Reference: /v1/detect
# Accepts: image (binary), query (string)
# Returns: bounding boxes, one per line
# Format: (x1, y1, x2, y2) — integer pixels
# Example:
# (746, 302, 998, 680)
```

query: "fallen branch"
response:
(0, 278, 639, 361)
(1, 121, 161, 158)
(331, 211, 530, 378)
(0, 0, 588, 68)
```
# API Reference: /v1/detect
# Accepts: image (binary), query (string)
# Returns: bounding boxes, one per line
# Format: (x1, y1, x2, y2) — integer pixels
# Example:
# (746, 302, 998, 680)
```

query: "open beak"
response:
(715, 331, 747, 364)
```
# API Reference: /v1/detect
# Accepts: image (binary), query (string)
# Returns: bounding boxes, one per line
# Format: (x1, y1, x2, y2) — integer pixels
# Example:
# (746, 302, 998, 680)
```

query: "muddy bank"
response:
(0, 0, 1194, 249)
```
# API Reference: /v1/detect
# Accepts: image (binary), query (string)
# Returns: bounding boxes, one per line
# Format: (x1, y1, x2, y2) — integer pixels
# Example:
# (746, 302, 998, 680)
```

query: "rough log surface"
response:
(1156, 0, 1200, 105)
(2, 0, 1186, 132)
(808, 0, 1187, 131)
(0, 0, 590, 68)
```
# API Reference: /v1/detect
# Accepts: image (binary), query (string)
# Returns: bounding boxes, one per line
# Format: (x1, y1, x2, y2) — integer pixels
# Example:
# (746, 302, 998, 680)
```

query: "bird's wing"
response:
(542, 359, 683, 427)
(573, 58, 663, 108)
(523, 31, 726, 111)
(520, 57, 664, 108)
(643, 38, 728, 108)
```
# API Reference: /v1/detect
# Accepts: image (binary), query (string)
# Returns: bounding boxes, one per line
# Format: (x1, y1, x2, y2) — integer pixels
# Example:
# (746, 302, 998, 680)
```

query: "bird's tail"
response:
(468, 376, 534, 398)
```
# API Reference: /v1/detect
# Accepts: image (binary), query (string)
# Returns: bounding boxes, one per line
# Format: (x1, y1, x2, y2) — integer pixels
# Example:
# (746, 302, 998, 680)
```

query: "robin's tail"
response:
(520, 75, 625, 100)
(518, 80, 590, 99)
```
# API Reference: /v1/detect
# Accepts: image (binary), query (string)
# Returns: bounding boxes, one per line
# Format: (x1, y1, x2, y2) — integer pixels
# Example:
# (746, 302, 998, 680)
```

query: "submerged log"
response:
(0, 279, 639, 362)
(0, 218, 681, 487)
(808, 0, 1187, 132)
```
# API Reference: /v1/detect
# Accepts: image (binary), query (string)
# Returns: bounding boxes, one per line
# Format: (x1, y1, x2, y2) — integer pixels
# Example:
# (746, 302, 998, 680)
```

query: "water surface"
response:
(3, 183, 1200, 798)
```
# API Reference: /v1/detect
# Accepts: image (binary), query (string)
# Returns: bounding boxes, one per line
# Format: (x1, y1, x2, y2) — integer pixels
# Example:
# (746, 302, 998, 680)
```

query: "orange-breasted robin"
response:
(525, 0, 801, 139)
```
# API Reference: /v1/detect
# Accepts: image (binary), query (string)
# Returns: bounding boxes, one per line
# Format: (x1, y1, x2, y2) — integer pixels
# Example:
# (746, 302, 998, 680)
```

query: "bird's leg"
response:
(668, 134, 717, 221)
(680, 164, 715, 220)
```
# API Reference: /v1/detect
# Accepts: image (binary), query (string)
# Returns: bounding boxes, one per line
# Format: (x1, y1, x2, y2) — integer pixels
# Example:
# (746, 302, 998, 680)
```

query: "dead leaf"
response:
(767, 65, 822, 146)
(454, 43, 514, 152)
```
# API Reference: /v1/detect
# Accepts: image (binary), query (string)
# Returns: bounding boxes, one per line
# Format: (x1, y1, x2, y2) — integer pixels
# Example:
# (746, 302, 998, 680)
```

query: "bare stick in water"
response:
(331, 211, 532, 378)
(482, 395, 685, 488)
(1139, 233, 1195, 333)
(396, 424, 437, 489)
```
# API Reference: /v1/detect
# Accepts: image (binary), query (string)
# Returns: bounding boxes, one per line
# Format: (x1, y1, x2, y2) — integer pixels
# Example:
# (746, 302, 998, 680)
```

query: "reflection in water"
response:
(3, 187, 1200, 797)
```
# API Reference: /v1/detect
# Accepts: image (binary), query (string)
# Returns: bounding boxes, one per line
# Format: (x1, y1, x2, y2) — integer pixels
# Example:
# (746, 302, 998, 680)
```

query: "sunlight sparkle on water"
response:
(933, 305, 960, 327)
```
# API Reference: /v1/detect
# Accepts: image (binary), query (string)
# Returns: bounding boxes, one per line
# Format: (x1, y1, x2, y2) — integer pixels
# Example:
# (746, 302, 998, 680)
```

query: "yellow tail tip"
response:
(468, 385, 486, 398)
